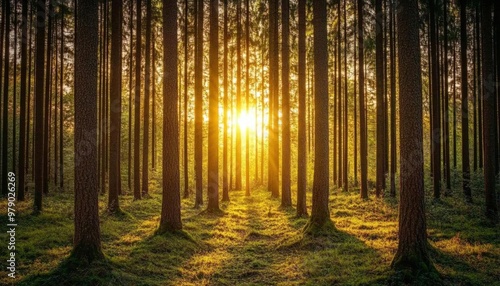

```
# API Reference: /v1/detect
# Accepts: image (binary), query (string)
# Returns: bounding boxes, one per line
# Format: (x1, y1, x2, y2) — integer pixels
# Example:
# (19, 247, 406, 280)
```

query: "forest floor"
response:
(2, 171, 500, 285)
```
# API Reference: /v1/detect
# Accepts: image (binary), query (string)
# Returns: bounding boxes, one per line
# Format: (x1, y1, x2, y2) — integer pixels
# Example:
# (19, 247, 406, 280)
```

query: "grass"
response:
(1, 170, 499, 285)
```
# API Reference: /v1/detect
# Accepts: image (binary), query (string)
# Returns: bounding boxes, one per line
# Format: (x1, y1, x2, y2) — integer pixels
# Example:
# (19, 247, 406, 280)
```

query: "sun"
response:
(238, 109, 256, 131)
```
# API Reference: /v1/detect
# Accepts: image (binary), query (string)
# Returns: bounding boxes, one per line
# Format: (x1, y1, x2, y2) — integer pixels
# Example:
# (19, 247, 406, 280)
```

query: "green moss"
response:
(2, 172, 499, 285)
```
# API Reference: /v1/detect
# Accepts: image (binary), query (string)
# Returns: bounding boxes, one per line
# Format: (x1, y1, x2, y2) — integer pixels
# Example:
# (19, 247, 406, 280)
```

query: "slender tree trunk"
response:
(59, 6, 64, 189)
(34, 0, 44, 211)
(389, 0, 396, 197)
(443, 0, 451, 192)
(453, 41, 457, 170)
(128, 0, 133, 192)
(342, 0, 348, 193)
(159, 0, 182, 232)
(376, 0, 385, 197)
(236, 0, 242, 191)
(207, 0, 219, 212)
(194, 0, 203, 207)
(481, 0, 498, 223)
(141, 0, 151, 197)
(296, 0, 307, 217)
(13, 0, 18, 176)
(359, 0, 368, 199)
(2, 1, 11, 198)
(72, 0, 104, 262)
(337, 0, 342, 190)
(41, 1, 50, 194)
(18, 0, 28, 201)
(222, 0, 229, 202)
(245, 0, 250, 196)
(281, 0, 291, 206)
(353, 0, 358, 186)
(460, 0, 472, 202)
(183, 0, 189, 198)
(477, 7, 483, 170)
(152, 28, 156, 172)
(306, 0, 330, 231)
(108, 0, 123, 212)
(391, 0, 433, 273)
(133, 0, 141, 200)
(430, 0, 441, 199)
(268, 0, 279, 198)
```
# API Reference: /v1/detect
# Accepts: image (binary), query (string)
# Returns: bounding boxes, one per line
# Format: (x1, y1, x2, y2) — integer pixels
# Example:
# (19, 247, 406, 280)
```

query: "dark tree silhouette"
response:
(296, 0, 307, 217)
(207, 0, 220, 212)
(158, 0, 182, 233)
(460, 0, 472, 202)
(142, 0, 152, 197)
(391, 0, 433, 273)
(358, 0, 368, 199)
(72, 0, 104, 262)
(194, 0, 204, 207)
(480, 0, 498, 223)
(281, 0, 291, 207)
(34, 0, 45, 211)
(133, 0, 142, 200)
(109, 0, 123, 212)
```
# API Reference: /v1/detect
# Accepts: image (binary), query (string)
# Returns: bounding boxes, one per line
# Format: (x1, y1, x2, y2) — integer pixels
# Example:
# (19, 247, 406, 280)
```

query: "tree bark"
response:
(460, 0, 472, 202)
(108, 0, 123, 212)
(281, 0, 291, 206)
(194, 0, 203, 207)
(207, 0, 220, 212)
(480, 0, 499, 223)
(296, 0, 307, 217)
(34, 0, 44, 211)
(391, 0, 433, 273)
(358, 0, 368, 199)
(72, 0, 104, 262)
(307, 0, 330, 230)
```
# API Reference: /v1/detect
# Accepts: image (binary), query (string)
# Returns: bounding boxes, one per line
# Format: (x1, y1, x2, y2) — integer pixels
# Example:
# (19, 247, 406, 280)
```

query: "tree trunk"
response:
(34, 0, 44, 211)
(72, 0, 104, 262)
(133, 0, 141, 200)
(222, 0, 229, 202)
(389, 0, 397, 197)
(207, 0, 219, 212)
(183, 0, 189, 198)
(296, 0, 307, 217)
(159, 0, 182, 232)
(281, 0, 291, 206)
(245, 0, 250, 196)
(430, 0, 441, 199)
(2, 0, 11, 198)
(108, 0, 123, 212)
(307, 0, 330, 230)
(268, 0, 279, 198)
(460, 0, 472, 202)
(376, 0, 385, 197)
(481, 0, 499, 223)
(18, 0, 28, 201)
(358, 0, 368, 199)
(194, 0, 203, 207)
(236, 0, 242, 191)
(141, 0, 151, 197)
(391, 0, 433, 273)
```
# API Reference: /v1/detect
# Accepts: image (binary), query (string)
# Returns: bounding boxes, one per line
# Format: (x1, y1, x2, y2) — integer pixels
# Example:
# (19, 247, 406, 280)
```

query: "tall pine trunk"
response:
(108, 0, 123, 212)
(306, 0, 331, 231)
(159, 0, 182, 232)
(391, 0, 433, 273)
(72, 0, 104, 262)
(207, 0, 220, 212)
